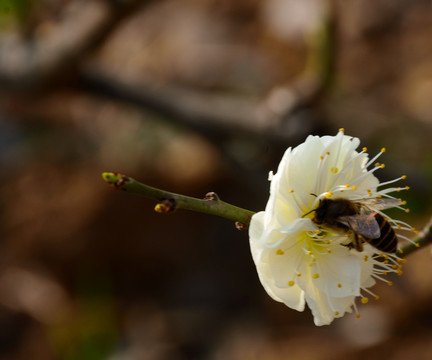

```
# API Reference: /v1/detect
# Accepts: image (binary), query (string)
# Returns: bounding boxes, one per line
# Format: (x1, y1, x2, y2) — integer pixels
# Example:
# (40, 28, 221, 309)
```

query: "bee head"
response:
(302, 194, 321, 220)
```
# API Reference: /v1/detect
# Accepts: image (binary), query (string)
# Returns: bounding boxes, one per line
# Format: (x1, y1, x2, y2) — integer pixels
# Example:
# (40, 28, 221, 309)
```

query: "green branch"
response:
(102, 172, 431, 257)
(101, 172, 255, 228)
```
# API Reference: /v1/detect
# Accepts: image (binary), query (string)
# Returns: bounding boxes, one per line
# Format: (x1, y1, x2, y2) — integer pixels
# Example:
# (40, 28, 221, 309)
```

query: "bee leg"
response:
(352, 232, 364, 252)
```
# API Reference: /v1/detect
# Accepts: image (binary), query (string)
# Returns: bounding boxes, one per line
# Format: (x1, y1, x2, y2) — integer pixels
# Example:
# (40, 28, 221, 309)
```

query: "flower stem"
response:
(398, 218, 432, 257)
(101, 172, 255, 227)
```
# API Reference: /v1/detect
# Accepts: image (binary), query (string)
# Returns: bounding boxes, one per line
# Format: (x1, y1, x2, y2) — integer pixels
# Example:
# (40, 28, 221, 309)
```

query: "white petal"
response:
(249, 217, 306, 310)
(306, 292, 355, 326)
(307, 246, 362, 297)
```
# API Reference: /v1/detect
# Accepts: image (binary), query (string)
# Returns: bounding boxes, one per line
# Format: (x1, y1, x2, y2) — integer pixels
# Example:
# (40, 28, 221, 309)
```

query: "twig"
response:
(398, 218, 432, 257)
(102, 172, 255, 228)
(103, 172, 432, 258)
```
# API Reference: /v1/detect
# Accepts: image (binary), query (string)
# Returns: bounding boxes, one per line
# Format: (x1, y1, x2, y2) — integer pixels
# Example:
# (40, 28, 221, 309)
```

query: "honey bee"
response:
(305, 197, 401, 253)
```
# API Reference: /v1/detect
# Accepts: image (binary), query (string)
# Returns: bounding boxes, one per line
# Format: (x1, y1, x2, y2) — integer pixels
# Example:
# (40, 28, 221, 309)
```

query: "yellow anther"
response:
(307, 251, 313, 256)
(326, 151, 330, 155)
(415, 243, 420, 248)
(381, 147, 386, 153)
(363, 255, 369, 262)
(367, 189, 372, 196)
(334, 311, 340, 316)
(415, 230, 420, 235)
(375, 295, 380, 300)
(339, 128, 345, 132)
(297, 273, 302, 277)
(315, 230, 321, 234)
(380, 163, 385, 169)
(375, 162, 381, 167)
(345, 184, 350, 188)
(289, 189, 294, 193)
(320, 155, 324, 160)
(312, 273, 320, 279)
(401, 258, 407, 263)
(387, 281, 393, 286)
(391, 264, 398, 269)
(334, 167, 339, 173)
(405, 186, 410, 190)
(401, 175, 407, 179)
(405, 208, 410, 213)
(362, 147, 367, 152)
(356, 314, 361, 319)
(377, 194, 382, 198)
(402, 200, 407, 205)
(351, 185, 357, 190)
(287, 280, 295, 287)
(397, 270, 403, 276)
(276, 249, 285, 255)
(361, 297, 369, 304)
(327, 249, 332, 254)
(325, 192, 333, 198)
(382, 271, 388, 276)
(337, 283, 342, 288)
(411, 227, 416, 232)
(397, 224, 402, 229)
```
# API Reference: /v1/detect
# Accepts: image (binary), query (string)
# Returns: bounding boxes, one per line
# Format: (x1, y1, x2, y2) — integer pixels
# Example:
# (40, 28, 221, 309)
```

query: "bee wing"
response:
(337, 214, 381, 239)
(358, 197, 402, 211)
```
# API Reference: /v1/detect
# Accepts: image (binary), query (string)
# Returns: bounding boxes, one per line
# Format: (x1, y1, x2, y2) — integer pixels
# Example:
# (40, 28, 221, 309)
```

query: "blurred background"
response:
(0, 0, 432, 359)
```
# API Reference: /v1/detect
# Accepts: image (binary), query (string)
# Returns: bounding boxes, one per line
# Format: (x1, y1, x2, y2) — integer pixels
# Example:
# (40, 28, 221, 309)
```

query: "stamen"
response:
(276, 249, 285, 255)
(366, 149, 385, 168)
(377, 175, 407, 187)
(361, 287, 379, 299)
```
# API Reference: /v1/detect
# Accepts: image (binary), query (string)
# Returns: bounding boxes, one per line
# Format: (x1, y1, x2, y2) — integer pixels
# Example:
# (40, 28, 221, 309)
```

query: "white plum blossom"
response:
(249, 129, 415, 326)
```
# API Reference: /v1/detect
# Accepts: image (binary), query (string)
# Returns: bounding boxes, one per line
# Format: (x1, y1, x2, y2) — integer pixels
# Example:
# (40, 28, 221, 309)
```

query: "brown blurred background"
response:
(0, 0, 432, 359)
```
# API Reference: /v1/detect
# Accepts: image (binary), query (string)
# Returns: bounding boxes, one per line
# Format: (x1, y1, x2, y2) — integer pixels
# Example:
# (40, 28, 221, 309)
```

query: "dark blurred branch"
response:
(0, 0, 153, 89)
(0, 0, 336, 144)
(80, 5, 336, 141)
(81, 66, 319, 141)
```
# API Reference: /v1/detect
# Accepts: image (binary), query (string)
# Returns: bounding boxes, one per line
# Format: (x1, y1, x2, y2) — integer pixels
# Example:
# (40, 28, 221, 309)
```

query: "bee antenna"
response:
(302, 208, 316, 218)
(310, 193, 317, 197)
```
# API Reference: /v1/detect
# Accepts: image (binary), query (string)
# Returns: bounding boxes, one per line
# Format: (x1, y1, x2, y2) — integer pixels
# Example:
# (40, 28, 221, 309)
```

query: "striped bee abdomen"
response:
(368, 213, 398, 253)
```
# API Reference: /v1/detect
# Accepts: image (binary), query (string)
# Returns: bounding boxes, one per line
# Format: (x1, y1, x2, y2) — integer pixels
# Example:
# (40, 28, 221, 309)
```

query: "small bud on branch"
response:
(102, 172, 255, 227)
